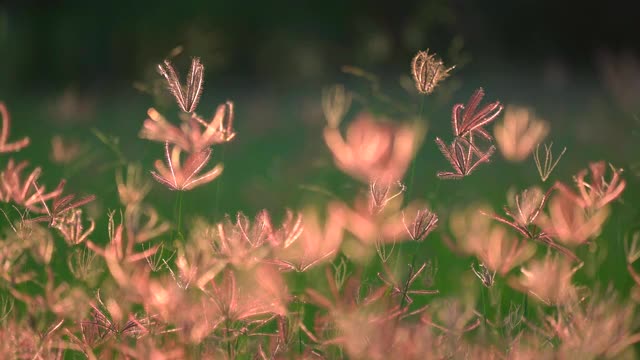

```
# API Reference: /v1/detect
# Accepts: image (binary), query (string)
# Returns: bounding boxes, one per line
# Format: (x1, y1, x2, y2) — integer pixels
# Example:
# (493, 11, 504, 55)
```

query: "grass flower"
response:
(157, 57, 204, 113)
(451, 88, 503, 141)
(494, 106, 550, 162)
(323, 112, 417, 182)
(0, 102, 30, 153)
(322, 84, 352, 128)
(411, 49, 455, 94)
(435, 136, 495, 179)
(533, 141, 567, 182)
(514, 253, 582, 305)
(151, 141, 223, 191)
(555, 161, 626, 210)
(484, 187, 578, 261)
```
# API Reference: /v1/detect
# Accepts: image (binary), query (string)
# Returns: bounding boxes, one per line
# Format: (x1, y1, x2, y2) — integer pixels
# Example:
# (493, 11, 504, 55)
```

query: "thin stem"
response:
(175, 191, 184, 241)
(214, 146, 227, 220)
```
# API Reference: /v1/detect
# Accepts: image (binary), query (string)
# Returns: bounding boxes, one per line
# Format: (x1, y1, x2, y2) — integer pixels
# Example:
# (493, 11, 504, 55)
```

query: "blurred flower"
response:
(597, 51, 640, 115)
(551, 289, 640, 358)
(324, 112, 417, 183)
(0, 102, 30, 153)
(555, 161, 626, 211)
(474, 226, 536, 276)
(54, 209, 95, 245)
(211, 210, 274, 269)
(536, 193, 610, 246)
(494, 106, 549, 162)
(322, 84, 352, 128)
(411, 49, 455, 94)
(87, 211, 160, 265)
(272, 203, 344, 272)
(203, 266, 289, 325)
(50, 135, 83, 164)
(484, 187, 578, 262)
(151, 141, 223, 191)
(116, 163, 152, 206)
(343, 191, 427, 245)
(28, 179, 96, 227)
(449, 204, 535, 275)
(0, 160, 63, 213)
(514, 254, 581, 305)
(141, 102, 235, 153)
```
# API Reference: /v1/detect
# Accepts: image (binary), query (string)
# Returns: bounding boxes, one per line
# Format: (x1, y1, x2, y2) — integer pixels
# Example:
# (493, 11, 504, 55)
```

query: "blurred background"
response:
(1, 0, 639, 288)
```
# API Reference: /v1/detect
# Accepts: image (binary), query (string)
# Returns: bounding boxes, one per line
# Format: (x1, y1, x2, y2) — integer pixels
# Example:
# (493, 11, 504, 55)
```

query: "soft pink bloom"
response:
(555, 161, 626, 210)
(0, 102, 30, 153)
(324, 112, 417, 183)
(272, 202, 345, 272)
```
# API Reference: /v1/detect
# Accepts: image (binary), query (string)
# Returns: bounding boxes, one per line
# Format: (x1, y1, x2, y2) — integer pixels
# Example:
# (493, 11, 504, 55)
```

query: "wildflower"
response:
(86, 211, 160, 264)
(0, 102, 30, 153)
(50, 135, 83, 164)
(157, 57, 204, 113)
(555, 161, 626, 210)
(536, 193, 610, 246)
(451, 88, 503, 140)
(28, 179, 96, 227)
(270, 208, 304, 249)
(377, 263, 439, 305)
(484, 187, 578, 262)
(494, 106, 549, 162)
(271, 203, 344, 272)
(324, 112, 417, 182)
(54, 209, 95, 245)
(514, 253, 582, 305)
(551, 289, 640, 358)
(533, 141, 567, 182)
(471, 262, 496, 288)
(473, 226, 535, 276)
(203, 267, 289, 325)
(369, 179, 405, 214)
(151, 141, 223, 191)
(435, 136, 495, 179)
(124, 204, 170, 244)
(322, 84, 352, 128)
(0, 160, 63, 213)
(211, 210, 274, 269)
(402, 207, 439, 242)
(141, 102, 235, 153)
(424, 298, 480, 335)
(67, 247, 102, 284)
(411, 49, 455, 94)
(343, 192, 427, 245)
(116, 163, 152, 206)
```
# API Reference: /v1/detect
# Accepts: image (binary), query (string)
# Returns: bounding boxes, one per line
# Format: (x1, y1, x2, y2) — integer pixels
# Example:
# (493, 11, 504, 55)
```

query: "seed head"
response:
(411, 50, 455, 94)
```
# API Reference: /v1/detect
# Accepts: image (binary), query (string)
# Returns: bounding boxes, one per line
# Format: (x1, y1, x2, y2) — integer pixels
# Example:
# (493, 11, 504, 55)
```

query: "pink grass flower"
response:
(324, 112, 417, 183)
(151, 141, 223, 191)
(0, 102, 30, 153)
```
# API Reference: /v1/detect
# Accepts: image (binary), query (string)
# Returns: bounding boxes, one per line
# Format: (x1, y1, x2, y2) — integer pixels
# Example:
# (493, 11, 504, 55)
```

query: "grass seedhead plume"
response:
(151, 141, 223, 191)
(451, 88, 503, 140)
(157, 57, 204, 113)
(411, 49, 455, 94)
(533, 141, 567, 182)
